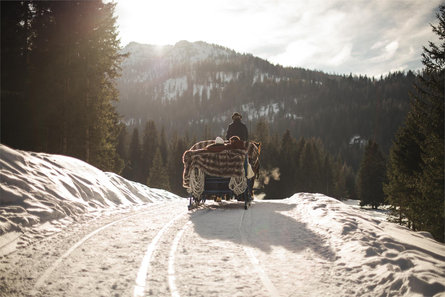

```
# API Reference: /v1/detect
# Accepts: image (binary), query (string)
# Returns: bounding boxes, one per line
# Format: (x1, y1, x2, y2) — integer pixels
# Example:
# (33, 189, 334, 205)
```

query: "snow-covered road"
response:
(1, 145, 444, 297)
(2, 197, 445, 297)
(0, 199, 336, 297)
(1, 200, 301, 297)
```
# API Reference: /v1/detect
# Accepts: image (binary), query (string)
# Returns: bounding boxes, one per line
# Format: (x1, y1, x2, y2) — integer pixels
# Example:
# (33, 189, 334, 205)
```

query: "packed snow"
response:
(287, 193, 445, 296)
(1, 145, 444, 297)
(0, 144, 178, 238)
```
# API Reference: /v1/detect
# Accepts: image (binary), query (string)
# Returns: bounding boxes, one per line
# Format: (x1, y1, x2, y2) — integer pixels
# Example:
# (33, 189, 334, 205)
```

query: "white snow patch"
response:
(284, 193, 445, 296)
(349, 135, 369, 146)
(216, 71, 237, 83)
(0, 145, 180, 237)
(241, 102, 281, 121)
(163, 76, 188, 101)
(284, 113, 303, 120)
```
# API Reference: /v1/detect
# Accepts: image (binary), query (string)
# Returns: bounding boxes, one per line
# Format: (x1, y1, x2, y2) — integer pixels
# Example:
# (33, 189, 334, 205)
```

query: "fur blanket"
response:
(182, 140, 261, 189)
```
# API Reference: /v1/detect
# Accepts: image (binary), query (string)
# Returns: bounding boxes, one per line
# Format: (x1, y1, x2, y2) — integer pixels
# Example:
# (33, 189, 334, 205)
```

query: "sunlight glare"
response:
(116, 0, 222, 46)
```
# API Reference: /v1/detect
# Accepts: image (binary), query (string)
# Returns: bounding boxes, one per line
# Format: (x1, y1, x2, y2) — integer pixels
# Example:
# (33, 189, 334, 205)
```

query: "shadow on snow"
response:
(188, 201, 337, 261)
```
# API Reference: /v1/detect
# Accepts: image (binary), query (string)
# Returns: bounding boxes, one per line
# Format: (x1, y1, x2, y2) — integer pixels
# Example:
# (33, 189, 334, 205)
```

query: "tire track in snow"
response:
(133, 211, 187, 297)
(32, 203, 167, 293)
(167, 221, 192, 297)
(239, 208, 280, 297)
(137, 207, 210, 297)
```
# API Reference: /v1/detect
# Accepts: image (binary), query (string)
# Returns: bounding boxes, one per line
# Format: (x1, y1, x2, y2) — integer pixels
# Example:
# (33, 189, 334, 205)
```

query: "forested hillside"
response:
(116, 41, 416, 173)
(115, 41, 416, 201)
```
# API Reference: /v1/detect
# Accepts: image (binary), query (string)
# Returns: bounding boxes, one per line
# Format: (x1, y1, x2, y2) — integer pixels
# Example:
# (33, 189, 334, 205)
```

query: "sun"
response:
(114, 0, 215, 46)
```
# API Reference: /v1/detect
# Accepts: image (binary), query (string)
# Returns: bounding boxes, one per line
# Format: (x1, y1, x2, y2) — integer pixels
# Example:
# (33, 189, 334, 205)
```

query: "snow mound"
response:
(287, 193, 445, 297)
(0, 145, 180, 235)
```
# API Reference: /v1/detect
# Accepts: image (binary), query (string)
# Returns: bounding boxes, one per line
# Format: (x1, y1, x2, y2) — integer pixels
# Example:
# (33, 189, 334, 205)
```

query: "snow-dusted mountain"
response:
(119, 40, 241, 99)
(122, 40, 236, 71)
(116, 40, 306, 130)
(116, 40, 413, 165)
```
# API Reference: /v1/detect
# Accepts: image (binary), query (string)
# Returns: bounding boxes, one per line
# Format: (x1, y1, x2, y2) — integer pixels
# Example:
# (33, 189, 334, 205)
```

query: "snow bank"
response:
(0, 145, 180, 235)
(287, 193, 445, 297)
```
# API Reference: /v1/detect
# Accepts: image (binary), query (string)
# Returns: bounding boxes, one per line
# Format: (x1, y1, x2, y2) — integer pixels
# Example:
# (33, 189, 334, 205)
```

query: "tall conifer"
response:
(159, 127, 168, 165)
(141, 120, 159, 179)
(127, 128, 143, 183)
(357, 140, 386, 209)
(385, 6, 444, 241)
(1, 1, 31, 149)
(147, 148, 171, 190)
(167, 134, 188, 196)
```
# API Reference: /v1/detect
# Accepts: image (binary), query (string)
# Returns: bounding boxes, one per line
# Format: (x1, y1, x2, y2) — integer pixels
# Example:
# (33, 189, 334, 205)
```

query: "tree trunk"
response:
(85, 77, 90, 163)
(86, 126, 90, 162)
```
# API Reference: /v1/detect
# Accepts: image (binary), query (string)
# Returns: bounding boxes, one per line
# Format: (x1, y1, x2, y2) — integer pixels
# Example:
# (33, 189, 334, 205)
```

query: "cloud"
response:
(114, 0, 443, 77)
(259, 0, 441, 76)
(329, 44, 352, 66)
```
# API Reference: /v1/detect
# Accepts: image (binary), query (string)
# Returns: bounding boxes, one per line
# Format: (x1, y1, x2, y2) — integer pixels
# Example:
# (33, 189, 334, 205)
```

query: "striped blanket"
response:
(182, 140, 260, 189)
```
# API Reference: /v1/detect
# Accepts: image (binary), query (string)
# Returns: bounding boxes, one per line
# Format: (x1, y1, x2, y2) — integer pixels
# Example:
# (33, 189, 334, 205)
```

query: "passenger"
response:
(226, 112, 248, 142)
(206, 136, 244, 152)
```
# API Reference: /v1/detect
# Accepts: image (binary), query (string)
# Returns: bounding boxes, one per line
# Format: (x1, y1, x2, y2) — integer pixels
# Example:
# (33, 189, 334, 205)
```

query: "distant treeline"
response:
(115, 119, 356, 201)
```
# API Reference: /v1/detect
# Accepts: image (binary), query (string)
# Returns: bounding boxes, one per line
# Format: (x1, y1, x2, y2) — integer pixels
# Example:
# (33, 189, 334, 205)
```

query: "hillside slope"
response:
(116, 41, 415, 159)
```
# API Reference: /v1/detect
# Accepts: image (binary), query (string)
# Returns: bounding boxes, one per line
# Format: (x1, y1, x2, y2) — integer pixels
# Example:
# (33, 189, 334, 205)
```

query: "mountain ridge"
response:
(116, 40, 415, 170)
(117, 40, 328, 122)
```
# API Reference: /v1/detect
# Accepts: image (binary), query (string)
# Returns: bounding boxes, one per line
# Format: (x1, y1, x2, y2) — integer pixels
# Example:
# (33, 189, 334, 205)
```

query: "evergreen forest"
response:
(1, 1, 125, 172)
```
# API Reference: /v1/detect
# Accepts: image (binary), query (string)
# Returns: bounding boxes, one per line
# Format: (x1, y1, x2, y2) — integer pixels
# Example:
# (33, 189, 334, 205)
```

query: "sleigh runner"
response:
(182, 138, 260, 210)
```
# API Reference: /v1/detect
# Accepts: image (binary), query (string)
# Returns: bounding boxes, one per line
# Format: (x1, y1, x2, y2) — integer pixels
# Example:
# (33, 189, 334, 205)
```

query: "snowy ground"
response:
(1, 145, 445, 297)
(0, 144, 178, 246)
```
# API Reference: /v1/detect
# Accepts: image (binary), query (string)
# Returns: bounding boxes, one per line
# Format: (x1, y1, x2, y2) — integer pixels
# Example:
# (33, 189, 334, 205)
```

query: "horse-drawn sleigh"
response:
(182, 137, 261, 210)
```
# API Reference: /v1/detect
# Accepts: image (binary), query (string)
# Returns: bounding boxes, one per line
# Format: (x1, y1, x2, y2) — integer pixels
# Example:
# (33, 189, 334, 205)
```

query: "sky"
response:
(113, 0, 442, 77)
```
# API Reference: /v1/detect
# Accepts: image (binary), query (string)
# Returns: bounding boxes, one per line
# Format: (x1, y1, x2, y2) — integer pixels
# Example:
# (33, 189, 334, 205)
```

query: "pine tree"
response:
(293, 137, 306, 192)
(117, 126, 129, 161)
(262, 133, 282, 199)
(385, 6, 444, 241)
(1, 1, 31, 149)
(126, 128, 143, 183)
(141, 120, 159, 180)
(147, 148, 171, 191)
(167, 134, 188, 196)
(278, 130, 297, 197)
(384, 118, 422, 225)
(415, 5, 444, 241)
(78, 1, 126, 172)
(321, 154, 335, 196)
(299, 140, 322, 193)
(203, 124, 211, 140)
(159, 127, 168, 165)
(357, 140, 386, 209)
(253, 118, 270, 144)
(334, 162, 350, 199)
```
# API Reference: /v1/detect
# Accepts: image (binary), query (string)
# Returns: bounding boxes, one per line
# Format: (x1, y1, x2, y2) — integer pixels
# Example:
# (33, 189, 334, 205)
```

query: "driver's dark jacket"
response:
(226, 119, 248, 142)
